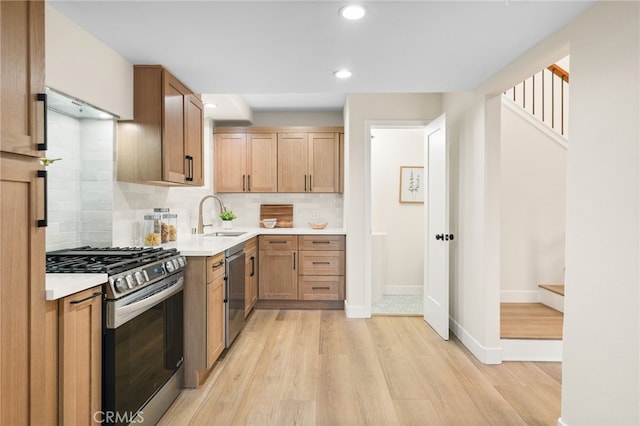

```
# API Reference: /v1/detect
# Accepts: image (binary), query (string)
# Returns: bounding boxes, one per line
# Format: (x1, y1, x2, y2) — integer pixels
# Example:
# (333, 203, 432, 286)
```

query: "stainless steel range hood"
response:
(46, 88, 116, 120)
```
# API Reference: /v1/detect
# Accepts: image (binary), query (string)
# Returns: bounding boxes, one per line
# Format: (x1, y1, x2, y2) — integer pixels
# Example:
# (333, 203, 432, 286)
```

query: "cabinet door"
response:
(244, 240, 258, 318)
(163, 72, 188, 184)
(59, 286, 102, 426)
(0, 153, 47, 424)
(258, 250, 298, 300)
(1, 1, 46, 157)
(214, 133, 247, 192)
(277, 132, 308, 192)
(308, 133, 339, 192)
(246, 133, 277, 192)
(185, 94, 204, 186)
(207, 275, 225, 369)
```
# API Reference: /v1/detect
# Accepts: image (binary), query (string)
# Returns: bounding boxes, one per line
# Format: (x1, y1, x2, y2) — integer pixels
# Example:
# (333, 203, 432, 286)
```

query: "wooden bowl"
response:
(309, 222, 328, 230)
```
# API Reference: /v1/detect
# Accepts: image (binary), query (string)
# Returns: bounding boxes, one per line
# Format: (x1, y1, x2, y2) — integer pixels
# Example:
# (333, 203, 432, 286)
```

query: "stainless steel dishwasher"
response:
(225, 242, 246, 347)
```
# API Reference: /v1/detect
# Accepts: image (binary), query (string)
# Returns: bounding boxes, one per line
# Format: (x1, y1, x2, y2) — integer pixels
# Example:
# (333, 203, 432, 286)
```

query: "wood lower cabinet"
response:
(0, 152, 48, 424)
(244, 237, 258, 317)
(118, 65, 204, 186)
(258, 235, 298, 300)
(58, 287, 103, 425)
(184, 252, 225, 388)
(258, 235, 345, 307)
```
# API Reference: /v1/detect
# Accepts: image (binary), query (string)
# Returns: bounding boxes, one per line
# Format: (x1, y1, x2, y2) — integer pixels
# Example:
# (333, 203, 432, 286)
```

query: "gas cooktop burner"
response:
(46, 246, 188, 300)
(46, 246, 180, 275)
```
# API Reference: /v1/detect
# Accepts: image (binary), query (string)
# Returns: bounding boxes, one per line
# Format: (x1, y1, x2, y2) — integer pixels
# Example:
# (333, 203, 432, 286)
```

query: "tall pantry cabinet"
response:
(0, 0, 49, 424)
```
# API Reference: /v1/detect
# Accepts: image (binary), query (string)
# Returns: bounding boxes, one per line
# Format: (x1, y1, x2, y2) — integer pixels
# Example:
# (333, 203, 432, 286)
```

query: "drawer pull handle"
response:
(312, 241, 331, 244)
(212, 260, 224, 269)
(269, 241, 287, 244)
(70, 292, 103, 305)
(312, 261, 331, 265)
(312, 286, 330, 290)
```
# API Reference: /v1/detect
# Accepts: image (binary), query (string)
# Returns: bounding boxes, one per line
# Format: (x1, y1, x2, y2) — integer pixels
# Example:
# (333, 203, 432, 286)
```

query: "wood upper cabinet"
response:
(117, 65, 204, 186)
(184, 253, 225, 388)
(1, 1, 46, 157)
(58, 286, 103, 426)
(214, 127, 343, 193)
(214, 132, 277, 193)
(278, 132, 339, 193)
(258, 235, 298, 300)
(277, 133, 308, 192)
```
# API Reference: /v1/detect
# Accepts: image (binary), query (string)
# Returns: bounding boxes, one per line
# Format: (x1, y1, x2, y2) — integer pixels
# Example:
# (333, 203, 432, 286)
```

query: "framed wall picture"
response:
(399, 166, 424, 203)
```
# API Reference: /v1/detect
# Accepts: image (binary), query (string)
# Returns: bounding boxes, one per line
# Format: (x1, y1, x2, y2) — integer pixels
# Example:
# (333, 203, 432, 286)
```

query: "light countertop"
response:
(46, 273, 108, 301)
(171, 226, 347, 257)
(45, 227, 346, 300)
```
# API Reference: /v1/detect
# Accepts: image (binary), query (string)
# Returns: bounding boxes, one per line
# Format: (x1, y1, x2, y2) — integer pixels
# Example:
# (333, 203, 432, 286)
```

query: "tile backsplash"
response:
(46, 110, 114, 251)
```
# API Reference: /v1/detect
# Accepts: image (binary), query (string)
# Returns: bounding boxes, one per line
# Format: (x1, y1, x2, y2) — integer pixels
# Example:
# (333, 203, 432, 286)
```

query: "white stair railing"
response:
(504, 64, 569, 138)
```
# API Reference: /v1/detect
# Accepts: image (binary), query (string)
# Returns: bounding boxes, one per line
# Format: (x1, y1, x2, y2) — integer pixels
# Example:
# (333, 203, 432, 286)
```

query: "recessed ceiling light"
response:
(334, 69, 352, 79)
(340, 5, 366, 20)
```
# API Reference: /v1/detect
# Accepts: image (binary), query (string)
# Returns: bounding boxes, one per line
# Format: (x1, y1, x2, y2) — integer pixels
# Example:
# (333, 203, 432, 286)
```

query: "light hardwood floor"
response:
(501, 303, 564, 340)
(160, 310, 561, 425)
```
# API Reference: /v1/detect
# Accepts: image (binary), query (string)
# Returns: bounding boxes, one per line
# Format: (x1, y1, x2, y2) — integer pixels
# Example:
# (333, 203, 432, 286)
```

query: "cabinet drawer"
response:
(259, 235, 298, 251)
(299, 251, 344, 275)
(207, 253, 225, 283)
(245, 236, 258, 253)
(299, 276, 344, 301)
(298, 235, 344, 251)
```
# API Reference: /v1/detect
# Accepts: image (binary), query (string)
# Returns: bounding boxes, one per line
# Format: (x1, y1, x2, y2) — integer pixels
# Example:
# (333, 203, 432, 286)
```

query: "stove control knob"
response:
(134, 271, 145, 285)
(125, 275, 135, 289)
(165, 261, 175, 273)
(114, 278, 128, 293)
(177, 257, 185, 268)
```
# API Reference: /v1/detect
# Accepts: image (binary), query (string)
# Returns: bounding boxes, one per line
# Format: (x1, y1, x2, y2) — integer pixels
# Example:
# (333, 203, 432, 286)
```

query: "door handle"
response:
(435, 234, 455, 241)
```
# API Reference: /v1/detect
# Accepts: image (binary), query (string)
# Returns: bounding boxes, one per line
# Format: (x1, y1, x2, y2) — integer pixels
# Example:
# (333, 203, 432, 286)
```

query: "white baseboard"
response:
(344, 300, 370, 318)
(382, 285, 423, 295)
(500, 290, 541, 303)
(501, 338, 563, 361)
(449, 318, 502, 364)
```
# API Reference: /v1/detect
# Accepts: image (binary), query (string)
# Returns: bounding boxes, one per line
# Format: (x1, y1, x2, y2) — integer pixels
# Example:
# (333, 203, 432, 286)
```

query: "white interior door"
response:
(424, 114, 450, 340)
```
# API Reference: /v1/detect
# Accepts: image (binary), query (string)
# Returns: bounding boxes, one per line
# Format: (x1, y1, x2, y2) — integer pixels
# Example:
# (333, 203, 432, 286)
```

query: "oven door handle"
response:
(109, 276, 184, 329)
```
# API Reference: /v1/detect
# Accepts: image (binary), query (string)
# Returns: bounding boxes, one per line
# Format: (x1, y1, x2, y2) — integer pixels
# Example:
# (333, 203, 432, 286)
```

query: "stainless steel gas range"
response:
(46, 246, 187, 425)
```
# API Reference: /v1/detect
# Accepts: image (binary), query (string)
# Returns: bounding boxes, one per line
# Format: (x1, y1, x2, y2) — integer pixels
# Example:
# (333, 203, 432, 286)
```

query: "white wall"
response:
(500, 102, 567, 302)
(561, 3, 639, 424)
(343, 93, 442, 317)
(444, 1, 638, 422)
(371, 128, 424, 295)
(45, 4, 133, 120)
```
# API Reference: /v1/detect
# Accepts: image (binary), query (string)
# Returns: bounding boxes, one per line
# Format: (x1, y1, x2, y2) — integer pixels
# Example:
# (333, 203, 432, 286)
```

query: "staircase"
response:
(504, 61, 569, 139)
(539, 284, 565, 313)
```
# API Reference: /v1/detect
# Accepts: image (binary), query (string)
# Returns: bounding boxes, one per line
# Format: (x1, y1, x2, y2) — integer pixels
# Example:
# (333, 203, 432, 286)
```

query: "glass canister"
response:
(144, 214, 162, 246)
(163, 213, 178, 242)
(154, 208, 170, 243)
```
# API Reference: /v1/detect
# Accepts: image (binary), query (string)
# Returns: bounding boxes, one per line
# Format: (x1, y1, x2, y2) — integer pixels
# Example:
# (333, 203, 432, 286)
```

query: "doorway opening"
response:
(368, 125, 426, 316)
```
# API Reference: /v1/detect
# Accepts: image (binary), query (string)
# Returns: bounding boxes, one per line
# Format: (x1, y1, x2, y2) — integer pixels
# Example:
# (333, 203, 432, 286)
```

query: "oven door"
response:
(103, 274, 184, 425)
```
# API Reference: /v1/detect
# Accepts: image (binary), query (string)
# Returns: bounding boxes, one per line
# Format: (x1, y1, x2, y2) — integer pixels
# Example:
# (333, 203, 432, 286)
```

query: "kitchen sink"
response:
(205, 231, 247, 237)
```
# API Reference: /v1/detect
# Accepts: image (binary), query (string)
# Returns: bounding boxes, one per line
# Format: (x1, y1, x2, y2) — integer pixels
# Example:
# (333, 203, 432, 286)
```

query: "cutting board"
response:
(260, 204, 293, 228)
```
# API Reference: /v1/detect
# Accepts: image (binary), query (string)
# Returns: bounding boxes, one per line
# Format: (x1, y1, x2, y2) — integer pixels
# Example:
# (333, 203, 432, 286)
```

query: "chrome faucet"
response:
(197, 195, 227, 234)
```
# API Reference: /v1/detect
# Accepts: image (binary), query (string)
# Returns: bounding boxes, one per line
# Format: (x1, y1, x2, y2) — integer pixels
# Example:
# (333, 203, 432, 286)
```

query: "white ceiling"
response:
(49, 0, 593, 120)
